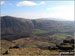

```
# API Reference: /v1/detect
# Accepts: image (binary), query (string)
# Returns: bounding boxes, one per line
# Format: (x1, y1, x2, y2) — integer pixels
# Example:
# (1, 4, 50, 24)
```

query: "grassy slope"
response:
(1, 48, 58, 55)
(1, 48, 74, 55)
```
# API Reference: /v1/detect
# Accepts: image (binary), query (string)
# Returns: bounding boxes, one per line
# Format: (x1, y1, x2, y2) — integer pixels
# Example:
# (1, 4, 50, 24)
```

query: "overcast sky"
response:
(1, 1, 74, 21)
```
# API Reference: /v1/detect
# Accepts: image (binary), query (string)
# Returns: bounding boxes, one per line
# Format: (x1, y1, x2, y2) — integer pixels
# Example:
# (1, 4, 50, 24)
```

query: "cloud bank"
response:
(0, 1, 5, 5)
(16, 1, 45, 6)
(47, 5, 74, 21)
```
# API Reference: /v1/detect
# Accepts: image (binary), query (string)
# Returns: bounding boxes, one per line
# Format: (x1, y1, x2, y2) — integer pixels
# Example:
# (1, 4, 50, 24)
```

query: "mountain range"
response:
(1, 16, 74, 41)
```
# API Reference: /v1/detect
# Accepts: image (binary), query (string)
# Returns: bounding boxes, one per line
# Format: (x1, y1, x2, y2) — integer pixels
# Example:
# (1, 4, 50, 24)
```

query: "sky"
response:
(0, 1, 74, 21)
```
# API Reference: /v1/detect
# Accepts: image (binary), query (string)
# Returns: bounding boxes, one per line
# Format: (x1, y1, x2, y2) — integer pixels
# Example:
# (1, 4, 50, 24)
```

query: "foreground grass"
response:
(1, 48, 74, 56)
(1, 48, 58, 55)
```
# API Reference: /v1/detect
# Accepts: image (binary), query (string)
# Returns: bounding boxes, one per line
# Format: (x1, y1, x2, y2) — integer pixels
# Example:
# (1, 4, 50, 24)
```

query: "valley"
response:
(0, 16, 75, 55)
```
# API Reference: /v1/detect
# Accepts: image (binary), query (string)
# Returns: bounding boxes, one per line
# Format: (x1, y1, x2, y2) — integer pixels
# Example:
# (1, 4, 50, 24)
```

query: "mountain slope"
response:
(1, 16, 34, 34)
(1, 16, 74, 40)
